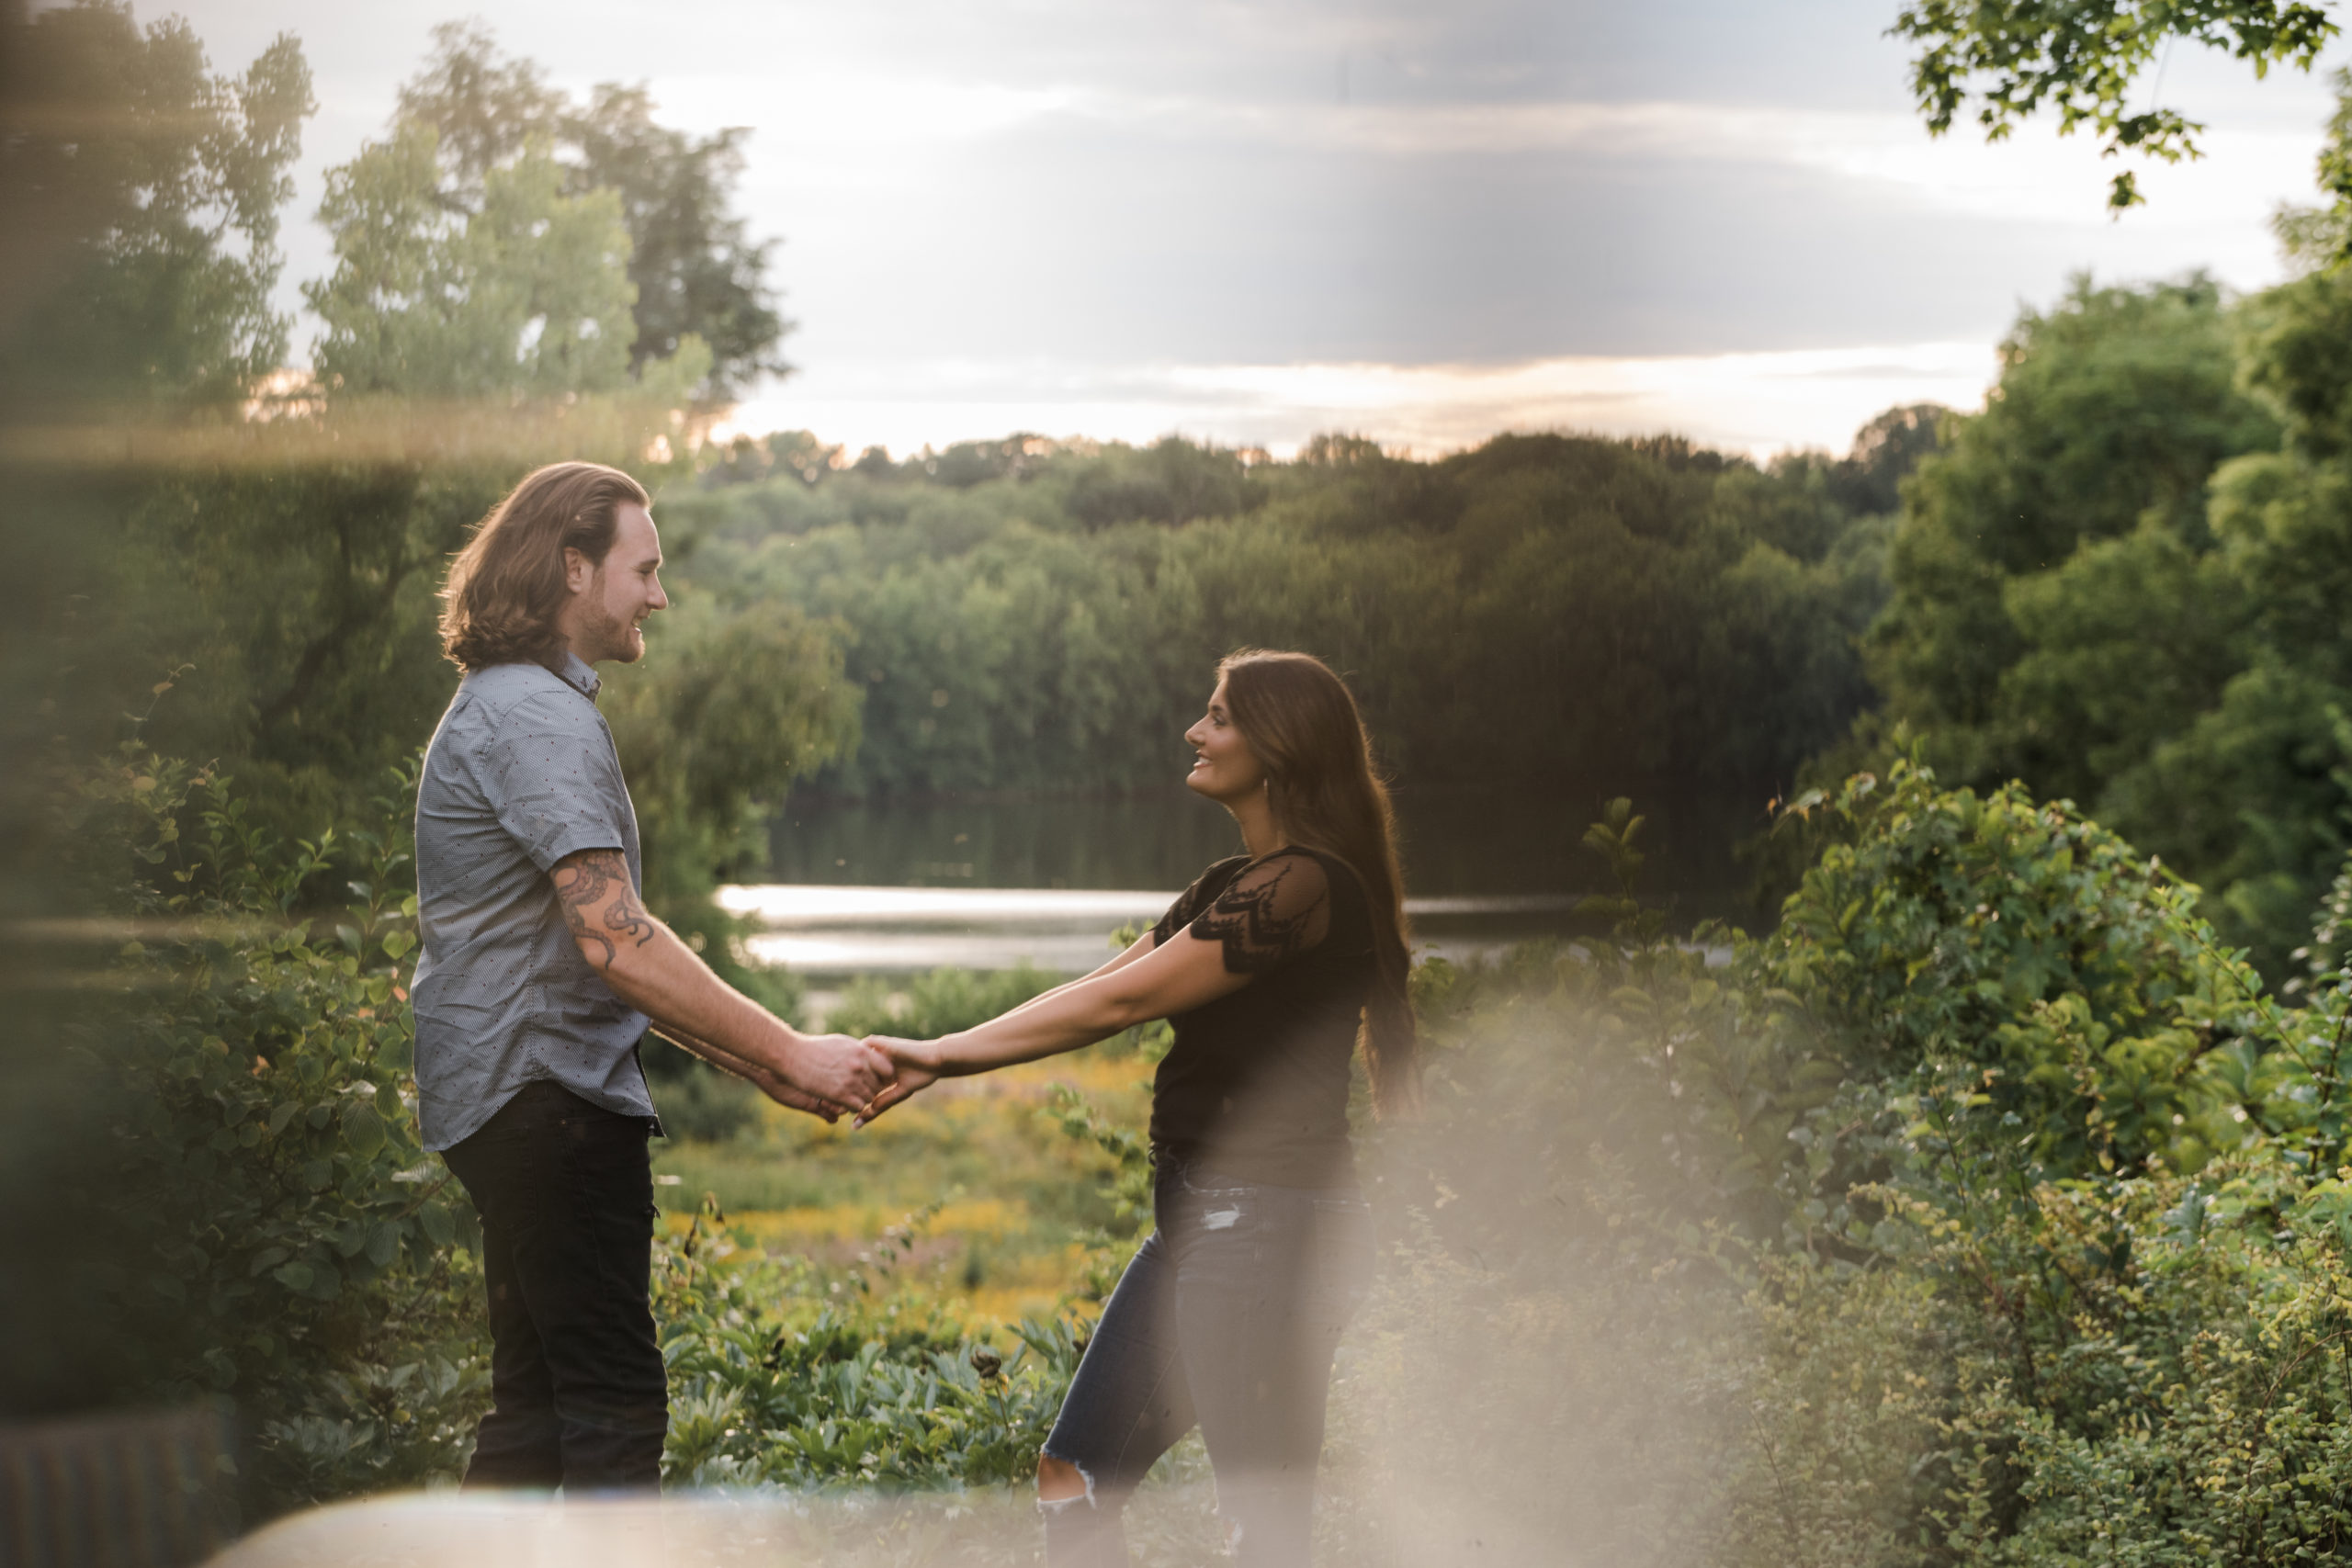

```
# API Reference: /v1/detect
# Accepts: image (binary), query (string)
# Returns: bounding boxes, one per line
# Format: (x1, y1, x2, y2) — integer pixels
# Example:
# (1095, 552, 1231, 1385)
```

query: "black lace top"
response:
(1147, 846, 1374, 1187)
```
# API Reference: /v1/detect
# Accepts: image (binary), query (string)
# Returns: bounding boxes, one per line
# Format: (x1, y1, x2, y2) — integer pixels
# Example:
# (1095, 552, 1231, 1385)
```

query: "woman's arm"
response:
(977, 926, 1159, 1028)
(855, 930, 1247, 1122)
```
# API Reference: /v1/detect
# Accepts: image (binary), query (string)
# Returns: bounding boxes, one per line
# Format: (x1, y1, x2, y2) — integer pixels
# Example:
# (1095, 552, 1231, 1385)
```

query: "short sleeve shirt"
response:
(410, 653, 657, 1151)
(1145, 847, 1374, 1186)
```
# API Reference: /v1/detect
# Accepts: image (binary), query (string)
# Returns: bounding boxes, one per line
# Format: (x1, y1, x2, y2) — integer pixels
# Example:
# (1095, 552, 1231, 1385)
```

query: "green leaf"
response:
(342, 1101, 386, 1160)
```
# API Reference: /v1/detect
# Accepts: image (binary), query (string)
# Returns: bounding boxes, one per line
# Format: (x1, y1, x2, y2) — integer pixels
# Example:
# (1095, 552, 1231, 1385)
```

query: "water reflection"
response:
(741, 786, 1756, 987)
(718, 883, 1584, 976)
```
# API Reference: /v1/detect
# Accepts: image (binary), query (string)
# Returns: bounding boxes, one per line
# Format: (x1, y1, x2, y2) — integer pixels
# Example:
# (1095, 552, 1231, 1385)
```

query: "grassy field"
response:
(650, 1044, 1156, 1329)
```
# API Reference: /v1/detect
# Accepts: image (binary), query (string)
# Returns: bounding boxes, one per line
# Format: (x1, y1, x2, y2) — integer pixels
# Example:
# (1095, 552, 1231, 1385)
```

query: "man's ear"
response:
(562, 545, 594, 596)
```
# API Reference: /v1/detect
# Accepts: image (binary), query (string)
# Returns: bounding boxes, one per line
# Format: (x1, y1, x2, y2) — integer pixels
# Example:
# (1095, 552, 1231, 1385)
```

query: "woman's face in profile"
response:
(1184, 676, 1267, 803)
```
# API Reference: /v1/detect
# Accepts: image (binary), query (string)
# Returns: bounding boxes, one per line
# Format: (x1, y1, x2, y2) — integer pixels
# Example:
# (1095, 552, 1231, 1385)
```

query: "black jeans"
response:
(440, 1079, 668, 1491)
(1039, 1156, 1375, 1568)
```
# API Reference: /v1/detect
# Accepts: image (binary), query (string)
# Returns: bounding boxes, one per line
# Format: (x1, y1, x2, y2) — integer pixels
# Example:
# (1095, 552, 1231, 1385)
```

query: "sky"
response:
(166, 0, 2352, 459)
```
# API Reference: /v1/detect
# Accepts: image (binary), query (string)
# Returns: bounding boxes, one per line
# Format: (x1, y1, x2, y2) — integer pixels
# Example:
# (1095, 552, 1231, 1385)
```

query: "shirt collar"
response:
(552, 650, 602, 700)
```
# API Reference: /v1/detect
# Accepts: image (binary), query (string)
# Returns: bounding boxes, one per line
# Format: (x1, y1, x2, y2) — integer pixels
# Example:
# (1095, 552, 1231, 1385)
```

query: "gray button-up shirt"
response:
(411, 652, 659, 1151)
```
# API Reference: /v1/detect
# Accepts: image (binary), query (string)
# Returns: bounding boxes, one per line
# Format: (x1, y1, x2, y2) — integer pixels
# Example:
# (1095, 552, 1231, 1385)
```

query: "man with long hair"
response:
(413, 460, 889, 1491)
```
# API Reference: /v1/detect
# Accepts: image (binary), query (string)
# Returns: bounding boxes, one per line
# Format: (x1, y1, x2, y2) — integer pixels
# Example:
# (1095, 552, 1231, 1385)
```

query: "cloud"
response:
(159, 0, 2352, 450)
(718, 341, 1998, 460)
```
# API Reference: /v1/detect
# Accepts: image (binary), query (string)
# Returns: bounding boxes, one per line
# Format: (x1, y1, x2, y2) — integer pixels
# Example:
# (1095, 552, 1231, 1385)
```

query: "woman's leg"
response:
(1171, 1179, 1374, 1568)
(1038, 1228, 1198, 1567)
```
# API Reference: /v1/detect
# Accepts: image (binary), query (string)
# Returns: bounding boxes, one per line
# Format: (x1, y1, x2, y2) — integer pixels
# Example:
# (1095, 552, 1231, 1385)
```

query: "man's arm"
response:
(646, 1024, 849, 1122)
(551, 848, 888, 1120)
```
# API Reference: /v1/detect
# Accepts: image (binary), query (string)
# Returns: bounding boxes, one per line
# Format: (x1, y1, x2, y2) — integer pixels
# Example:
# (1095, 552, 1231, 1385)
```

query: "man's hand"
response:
(650, 1028, 858, 1123)
(780, 1031, 893, 1118)
(854, 1035, 944, 1127)
(645, 1027, 888, 1124)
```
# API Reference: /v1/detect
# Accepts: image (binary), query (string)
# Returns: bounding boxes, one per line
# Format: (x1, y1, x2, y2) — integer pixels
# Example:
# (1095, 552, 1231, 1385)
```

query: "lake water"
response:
(725, 787, 1758, 987)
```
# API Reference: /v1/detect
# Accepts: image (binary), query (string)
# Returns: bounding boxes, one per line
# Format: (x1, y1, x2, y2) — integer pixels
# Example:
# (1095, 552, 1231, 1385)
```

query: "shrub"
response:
(52, 747, 487, 1513)
(653, 1197, 1085, 1491)
(1770, 759, 2276, 1180)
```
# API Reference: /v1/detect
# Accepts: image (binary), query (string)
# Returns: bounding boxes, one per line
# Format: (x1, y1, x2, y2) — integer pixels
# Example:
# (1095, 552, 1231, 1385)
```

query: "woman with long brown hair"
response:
(857, 649, 1416, 1568)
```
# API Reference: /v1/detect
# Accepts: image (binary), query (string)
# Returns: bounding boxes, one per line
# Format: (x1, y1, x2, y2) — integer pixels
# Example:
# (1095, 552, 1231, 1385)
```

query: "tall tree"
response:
(1864, 274, 2275, 793)
(0, 0, 318, 787)
(1850, 80, 2352, 967)
(305, 130, 639, 400)
(0, 0, 311, 414)
(389, 22, 790, 407)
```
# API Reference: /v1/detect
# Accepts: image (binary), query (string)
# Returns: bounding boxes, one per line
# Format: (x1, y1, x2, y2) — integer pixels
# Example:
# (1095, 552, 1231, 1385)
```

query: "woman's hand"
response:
(854, 1034, 944, 1126)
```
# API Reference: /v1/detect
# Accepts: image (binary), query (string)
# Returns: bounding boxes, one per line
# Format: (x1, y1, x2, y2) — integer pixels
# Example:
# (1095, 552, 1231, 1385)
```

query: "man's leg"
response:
(444, 1081, 669, 1491)
(445, 1089, 563, 1489)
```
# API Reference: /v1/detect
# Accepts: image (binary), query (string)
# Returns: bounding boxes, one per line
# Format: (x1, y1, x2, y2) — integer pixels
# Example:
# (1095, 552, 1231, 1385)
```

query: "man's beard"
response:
(580, 595, 640, 663)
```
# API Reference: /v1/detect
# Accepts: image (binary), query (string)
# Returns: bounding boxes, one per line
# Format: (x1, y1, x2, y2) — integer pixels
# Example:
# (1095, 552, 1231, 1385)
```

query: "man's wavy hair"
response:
(439, 462, 649, 673)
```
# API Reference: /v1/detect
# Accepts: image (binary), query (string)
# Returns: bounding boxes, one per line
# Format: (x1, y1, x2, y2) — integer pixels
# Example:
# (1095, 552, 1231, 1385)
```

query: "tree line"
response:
(663, 417, 1928, 819)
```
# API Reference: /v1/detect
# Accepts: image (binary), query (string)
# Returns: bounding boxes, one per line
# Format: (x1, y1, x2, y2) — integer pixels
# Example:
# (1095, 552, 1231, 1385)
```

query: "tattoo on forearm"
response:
(552, 848, 657, 966)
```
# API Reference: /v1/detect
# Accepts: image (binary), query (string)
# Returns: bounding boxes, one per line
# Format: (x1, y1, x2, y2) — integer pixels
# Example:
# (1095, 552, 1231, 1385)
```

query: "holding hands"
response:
(853, 1034, 944, 1125)
(784, 1030, 897, 1121)
(662, 1025, 894, 1124)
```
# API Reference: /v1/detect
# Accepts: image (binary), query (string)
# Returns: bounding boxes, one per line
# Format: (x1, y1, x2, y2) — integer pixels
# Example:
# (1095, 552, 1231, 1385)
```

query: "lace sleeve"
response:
(1150, 892, 1191, 949)
(1187, 852, 1331, 975)
(1153, 859, 1240, 947)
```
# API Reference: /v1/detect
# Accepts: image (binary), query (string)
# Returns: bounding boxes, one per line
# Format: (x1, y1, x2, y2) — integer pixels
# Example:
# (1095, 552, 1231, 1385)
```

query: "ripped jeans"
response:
(1040, 1156, 1375, 1567)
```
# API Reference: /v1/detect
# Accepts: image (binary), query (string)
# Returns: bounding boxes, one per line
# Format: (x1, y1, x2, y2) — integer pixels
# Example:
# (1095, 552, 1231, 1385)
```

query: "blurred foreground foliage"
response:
(1362, 762, 2352, 1564)
(33, 746, 486, 1506)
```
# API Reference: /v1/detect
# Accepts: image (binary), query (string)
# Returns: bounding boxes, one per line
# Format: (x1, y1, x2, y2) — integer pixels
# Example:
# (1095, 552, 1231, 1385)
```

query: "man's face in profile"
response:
(575, 503, 668, 664)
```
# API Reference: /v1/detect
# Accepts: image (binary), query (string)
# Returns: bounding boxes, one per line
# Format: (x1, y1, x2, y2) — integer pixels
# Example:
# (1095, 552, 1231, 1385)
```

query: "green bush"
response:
(1769, 759, 2273, 1179)
(1724, 766, 2352, 1562)
(1343, 772, 2352, 1564)
(652, 1199, 1086, 1491)
(53, 747, 488, 1513)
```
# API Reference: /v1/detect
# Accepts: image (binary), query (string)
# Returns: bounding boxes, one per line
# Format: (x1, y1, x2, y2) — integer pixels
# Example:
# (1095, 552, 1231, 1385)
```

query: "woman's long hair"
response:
(1218, 649, 1419, 1114)
(439, 461, 649, 672)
